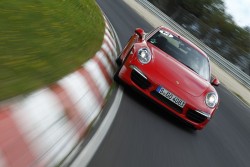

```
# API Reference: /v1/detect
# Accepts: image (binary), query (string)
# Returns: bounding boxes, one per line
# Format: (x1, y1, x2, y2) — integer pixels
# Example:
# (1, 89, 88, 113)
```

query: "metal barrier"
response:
(137, 0, 250, 90)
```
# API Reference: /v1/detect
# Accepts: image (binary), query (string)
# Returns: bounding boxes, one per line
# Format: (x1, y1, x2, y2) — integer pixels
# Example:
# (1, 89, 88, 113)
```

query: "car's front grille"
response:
(131, 69, 151, 89)
(151, 91, 183, 113)
(186, 110, 207, 123)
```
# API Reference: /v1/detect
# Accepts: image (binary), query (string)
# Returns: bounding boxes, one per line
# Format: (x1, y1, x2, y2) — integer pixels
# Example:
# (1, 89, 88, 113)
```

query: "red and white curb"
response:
(71, 87, 123, 167)
(0, 17, 119, 167)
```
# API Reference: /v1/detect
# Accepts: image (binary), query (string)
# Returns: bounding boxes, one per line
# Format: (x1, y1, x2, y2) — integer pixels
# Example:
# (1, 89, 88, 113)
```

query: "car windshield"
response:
(148, 30, 210, 81)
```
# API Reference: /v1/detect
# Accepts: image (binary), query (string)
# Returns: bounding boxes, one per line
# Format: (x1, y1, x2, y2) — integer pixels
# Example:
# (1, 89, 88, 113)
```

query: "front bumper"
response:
(117, 63, 215, 130)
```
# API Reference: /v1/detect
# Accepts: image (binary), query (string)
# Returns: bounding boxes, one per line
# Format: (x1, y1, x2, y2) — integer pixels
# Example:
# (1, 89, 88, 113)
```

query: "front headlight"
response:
(205, 92, 218, 108)
(137, 48, 151, 64)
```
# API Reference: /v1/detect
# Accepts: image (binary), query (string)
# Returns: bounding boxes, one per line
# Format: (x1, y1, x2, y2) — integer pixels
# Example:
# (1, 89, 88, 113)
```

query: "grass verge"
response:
(0, 0, 104, 100)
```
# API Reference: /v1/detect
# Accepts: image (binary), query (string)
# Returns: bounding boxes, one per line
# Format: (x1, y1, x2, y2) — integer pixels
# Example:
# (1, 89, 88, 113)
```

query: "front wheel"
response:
(113, 66, 122, 83)
(115, 54, 122, 66)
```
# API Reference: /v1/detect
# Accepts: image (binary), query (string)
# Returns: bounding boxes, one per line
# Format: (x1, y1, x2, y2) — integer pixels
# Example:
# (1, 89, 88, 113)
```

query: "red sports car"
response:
(115, 26, 220, 130)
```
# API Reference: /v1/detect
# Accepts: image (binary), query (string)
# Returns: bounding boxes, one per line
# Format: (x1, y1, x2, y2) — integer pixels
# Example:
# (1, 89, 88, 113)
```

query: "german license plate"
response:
(156, 86, 186, 108)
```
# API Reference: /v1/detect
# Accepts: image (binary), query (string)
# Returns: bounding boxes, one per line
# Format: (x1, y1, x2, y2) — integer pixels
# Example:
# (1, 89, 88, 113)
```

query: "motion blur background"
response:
(149, 0, 250, 75)
(0, 0, 104, 101)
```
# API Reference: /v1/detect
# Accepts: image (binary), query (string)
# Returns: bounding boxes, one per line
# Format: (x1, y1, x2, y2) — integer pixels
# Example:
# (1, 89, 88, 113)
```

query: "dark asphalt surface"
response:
(89, 1, 250, 166)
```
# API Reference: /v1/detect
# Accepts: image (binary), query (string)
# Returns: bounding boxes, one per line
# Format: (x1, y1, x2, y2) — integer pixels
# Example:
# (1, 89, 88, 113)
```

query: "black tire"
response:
(116, 56, 122, 66)
(187, 123, 199, 131)
(190, 125, 198, 131)
(113, 66, 121, 84)
(114, 50, 131, 84)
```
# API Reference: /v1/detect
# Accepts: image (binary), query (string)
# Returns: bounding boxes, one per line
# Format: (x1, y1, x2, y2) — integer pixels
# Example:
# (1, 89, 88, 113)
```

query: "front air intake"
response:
(186, 110, 207, 123)
(131, 69, 151, 89)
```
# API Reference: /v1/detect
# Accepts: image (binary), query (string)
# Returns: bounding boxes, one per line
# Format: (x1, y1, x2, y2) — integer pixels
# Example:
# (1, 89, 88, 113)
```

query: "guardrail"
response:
(137, 0, 250, 90)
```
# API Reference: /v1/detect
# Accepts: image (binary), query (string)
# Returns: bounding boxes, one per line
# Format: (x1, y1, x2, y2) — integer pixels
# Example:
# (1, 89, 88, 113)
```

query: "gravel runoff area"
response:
(123, 0, 250, 106)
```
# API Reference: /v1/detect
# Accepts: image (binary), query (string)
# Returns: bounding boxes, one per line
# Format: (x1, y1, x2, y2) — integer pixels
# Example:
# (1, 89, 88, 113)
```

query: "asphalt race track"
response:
(88, 1, 250, 166)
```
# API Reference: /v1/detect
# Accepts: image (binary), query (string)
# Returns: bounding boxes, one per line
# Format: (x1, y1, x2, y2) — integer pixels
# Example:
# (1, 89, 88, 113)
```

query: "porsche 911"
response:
(114, 26, 220, 130)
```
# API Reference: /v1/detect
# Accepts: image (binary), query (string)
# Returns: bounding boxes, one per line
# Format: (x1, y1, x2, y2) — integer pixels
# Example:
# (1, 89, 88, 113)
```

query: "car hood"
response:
(148, 45, 210, 97)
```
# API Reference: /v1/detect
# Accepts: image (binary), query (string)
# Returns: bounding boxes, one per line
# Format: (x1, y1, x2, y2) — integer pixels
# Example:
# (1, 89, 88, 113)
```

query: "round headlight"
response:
(137, 48, 151, 64)
(205, 92, 218, 108)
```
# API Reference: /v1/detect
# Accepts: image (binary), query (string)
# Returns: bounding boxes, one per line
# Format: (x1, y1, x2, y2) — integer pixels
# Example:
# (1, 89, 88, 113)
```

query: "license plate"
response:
(156, 86, 186, 108)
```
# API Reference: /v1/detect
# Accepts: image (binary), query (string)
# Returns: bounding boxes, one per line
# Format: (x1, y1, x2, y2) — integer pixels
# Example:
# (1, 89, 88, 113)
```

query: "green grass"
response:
(0, 0, 105, 100)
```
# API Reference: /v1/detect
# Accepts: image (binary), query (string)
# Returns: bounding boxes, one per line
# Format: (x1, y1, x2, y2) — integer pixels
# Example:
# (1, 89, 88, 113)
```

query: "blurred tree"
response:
(177, 0, 224, 19)
(149, 0, 250, 74)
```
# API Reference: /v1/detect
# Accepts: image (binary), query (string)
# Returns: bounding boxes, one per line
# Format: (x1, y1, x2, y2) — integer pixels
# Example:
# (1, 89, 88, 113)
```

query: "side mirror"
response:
(211, 77, 220, 86)
(135, 28, 145, 40)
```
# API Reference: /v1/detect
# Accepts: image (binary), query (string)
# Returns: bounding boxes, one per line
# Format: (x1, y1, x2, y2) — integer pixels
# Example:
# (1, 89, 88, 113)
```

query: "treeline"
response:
(148, 0, 250, 75)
